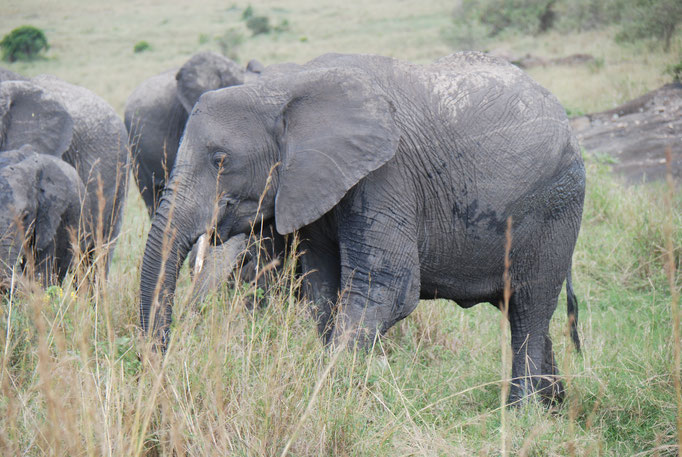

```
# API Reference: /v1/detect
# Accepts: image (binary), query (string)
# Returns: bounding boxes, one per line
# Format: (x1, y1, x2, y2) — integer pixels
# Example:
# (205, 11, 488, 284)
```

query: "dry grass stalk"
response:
(663, 146, 681, 454)
(500, 216, 512, 456)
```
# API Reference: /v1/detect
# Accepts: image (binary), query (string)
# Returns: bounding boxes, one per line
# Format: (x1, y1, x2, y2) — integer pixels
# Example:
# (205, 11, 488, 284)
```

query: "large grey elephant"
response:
(0, 74, 129, 286)
(139, 52, 586, 405)
(124, 52, 263, 216)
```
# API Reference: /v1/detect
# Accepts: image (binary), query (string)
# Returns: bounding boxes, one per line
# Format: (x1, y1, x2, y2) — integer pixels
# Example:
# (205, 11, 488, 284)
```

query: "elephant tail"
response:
(566, 270, 581, 352)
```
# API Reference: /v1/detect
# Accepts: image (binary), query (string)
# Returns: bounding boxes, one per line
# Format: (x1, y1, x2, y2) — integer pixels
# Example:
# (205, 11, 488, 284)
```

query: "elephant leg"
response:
(331, 205, 421, 350)
(507, 274, 565, 406)
(299, 223, 340, 344)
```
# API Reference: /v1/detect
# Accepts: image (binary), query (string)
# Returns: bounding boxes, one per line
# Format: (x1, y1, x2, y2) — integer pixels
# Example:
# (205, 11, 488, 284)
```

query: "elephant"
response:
(0, 74, 129, 286)
(0, 146, 88, 287)
(124, 52, 263, 216)
(139, 52, 586, 405)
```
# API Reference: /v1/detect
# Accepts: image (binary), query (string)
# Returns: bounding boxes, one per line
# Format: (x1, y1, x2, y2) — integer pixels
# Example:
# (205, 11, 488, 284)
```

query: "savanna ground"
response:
(1, 0, 681, 455)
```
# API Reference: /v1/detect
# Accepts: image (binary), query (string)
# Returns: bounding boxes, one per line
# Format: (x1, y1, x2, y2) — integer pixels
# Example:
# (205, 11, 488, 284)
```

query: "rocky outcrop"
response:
(570, 82, 682, 183)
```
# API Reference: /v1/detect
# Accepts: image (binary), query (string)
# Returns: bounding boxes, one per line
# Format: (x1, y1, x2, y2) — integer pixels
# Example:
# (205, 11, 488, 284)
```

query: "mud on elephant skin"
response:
(0, 72, 129, 284)
(140, 52, 586, 406)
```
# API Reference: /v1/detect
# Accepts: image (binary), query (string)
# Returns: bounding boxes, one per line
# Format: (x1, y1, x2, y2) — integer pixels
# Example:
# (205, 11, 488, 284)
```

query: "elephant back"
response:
(0, 67, 26, 82)
(33, 75, 129, 248)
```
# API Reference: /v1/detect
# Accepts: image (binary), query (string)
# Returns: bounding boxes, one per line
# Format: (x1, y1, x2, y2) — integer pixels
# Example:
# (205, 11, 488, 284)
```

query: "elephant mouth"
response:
(201, 195, 272, 248)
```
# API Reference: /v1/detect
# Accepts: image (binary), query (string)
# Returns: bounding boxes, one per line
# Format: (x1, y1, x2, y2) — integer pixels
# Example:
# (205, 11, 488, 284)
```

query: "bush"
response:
(452, 0, 556, 39)
(216, 29, 244, 60)
(242, 5, 254, 20)
(133, 40, 150, 53)
(446, 0, 680, 49)
(481, 0, 556, 36)
(0, 25, 49, 62)
(552, 0, 625, 31)
(246, 16, 271, 35)
(667, 60, 682, 82)
(616, 0, 682, 51)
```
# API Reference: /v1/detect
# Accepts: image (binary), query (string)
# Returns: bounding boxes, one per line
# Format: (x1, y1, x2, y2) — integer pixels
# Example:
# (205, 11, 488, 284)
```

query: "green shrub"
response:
(446, 0, 680, 48)
(216, 29, 244, 60)
(0, 25, 49, 62)
(246, 15, 271, 35)
(616, 0, 682, 51)
(242, 5, 254, 20)
(451, 0, 556, 39)
(666, 60, 682, 82)
(198, 33, 210, 45)
(480, 0, 556, 36)
(552, 0, 625, 31)
(133, 40, 150, 53)
(274, 19, 290, 33)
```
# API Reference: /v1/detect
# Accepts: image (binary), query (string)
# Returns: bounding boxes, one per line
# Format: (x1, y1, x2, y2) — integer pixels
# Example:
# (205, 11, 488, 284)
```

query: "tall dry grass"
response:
(0, 148, 679, 455)
(1, 0, 681, 454)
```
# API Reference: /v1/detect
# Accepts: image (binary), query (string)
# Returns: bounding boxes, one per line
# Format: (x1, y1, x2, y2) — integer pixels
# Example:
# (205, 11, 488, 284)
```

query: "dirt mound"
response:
(570, 82, 682, 183)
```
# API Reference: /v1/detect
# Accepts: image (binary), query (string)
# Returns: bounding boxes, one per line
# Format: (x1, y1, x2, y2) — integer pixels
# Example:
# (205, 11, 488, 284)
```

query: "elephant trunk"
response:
(139, 197, 194, 346)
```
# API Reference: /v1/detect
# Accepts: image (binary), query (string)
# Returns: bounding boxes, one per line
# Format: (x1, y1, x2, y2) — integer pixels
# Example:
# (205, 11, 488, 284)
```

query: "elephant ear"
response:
(32, 155, 84, 252)
(176, 52, 245, 112)
(0, 80, 73, 157)
(246, 59, 265, 74)
(274, 67, 400, 234)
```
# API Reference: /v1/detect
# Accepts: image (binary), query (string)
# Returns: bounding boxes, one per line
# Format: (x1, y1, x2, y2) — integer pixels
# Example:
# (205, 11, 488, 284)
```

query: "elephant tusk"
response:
(193, 234, 209, 276)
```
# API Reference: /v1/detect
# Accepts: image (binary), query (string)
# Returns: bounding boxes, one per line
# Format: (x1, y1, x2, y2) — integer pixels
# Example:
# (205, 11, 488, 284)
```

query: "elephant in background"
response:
(0, 73, 129, 287)
(140, 52, 585, 405)
(124, 52, 263, 216)
(0, 147, 88, 286)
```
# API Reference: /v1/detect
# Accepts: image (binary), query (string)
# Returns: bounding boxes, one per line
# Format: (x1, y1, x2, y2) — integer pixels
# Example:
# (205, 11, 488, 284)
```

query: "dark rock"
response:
(572, 83, 682, 183)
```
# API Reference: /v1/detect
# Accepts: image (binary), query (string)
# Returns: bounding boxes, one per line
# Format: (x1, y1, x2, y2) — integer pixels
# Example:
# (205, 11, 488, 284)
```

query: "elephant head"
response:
(175, 52, 246, 113)
(126, 53, 261, 217)
(139, 66, 399, 341)
(0, 146, 86, 288)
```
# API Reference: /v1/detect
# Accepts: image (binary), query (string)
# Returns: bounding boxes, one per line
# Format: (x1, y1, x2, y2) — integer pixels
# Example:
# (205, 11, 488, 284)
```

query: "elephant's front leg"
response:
(331, 199, 421, 349)
(299, 222, 341, 344)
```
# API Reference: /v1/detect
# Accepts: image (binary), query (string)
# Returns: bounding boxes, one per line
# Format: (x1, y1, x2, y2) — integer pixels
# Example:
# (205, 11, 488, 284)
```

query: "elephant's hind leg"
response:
(507, 284, 564, 406)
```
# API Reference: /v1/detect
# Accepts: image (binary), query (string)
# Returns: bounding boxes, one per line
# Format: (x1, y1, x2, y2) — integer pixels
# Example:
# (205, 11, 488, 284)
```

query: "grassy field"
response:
(1, 1, 681, 455)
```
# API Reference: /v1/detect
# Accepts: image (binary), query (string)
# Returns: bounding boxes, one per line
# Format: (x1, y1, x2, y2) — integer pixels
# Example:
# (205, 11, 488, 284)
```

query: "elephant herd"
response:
(0, 50, 586, 407)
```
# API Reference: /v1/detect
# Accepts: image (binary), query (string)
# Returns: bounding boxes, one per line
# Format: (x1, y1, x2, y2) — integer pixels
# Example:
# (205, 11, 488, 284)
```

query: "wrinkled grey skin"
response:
(0, 74, 129, 285)
(0, 67, 26, 82)
(0, 146, 88, 287)
(140, 52, 586, 405)
(124, 52, 263, 215)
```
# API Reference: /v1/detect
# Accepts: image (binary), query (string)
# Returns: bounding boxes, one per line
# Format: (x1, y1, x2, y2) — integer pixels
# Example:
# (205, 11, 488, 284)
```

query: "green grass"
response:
(1, 0, 681, 455)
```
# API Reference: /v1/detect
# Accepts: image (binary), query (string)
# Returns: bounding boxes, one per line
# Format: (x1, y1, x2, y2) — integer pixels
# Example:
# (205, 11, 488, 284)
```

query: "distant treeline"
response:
(450, 0, 681, 51)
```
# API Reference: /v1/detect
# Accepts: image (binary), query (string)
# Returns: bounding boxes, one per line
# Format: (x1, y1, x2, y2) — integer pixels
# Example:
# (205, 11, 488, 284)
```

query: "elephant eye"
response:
(211, 151, 229, 170)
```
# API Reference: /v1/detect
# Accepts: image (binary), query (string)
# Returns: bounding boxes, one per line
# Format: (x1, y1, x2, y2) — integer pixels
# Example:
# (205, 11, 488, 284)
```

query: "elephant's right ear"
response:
(33, 155, 85, 252)
(274, 67, 401, 234)
(0, 81, 73, 157)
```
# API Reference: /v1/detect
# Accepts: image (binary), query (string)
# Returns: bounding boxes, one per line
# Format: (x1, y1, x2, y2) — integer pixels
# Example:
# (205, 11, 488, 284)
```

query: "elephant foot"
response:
(507, 375, 565, 408)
